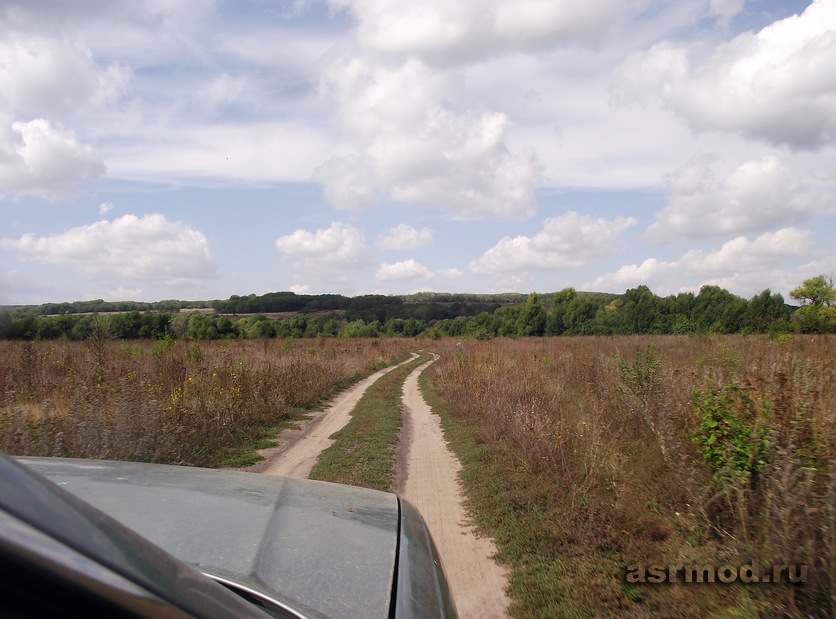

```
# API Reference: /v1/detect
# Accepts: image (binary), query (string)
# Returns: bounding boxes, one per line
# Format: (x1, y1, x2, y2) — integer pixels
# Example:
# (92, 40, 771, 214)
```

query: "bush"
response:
(691, 382, 772, 487)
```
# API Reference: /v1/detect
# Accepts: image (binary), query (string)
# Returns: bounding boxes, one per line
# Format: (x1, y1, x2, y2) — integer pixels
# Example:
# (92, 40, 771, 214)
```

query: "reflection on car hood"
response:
(20, 458, 399, 619)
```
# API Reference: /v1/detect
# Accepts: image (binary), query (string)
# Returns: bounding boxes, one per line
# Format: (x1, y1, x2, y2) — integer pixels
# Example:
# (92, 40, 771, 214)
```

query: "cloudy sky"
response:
(1, 0, 834, 305)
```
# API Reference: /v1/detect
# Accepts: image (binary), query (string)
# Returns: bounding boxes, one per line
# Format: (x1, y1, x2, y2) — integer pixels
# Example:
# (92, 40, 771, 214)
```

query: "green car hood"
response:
(21, 458, 399, 619)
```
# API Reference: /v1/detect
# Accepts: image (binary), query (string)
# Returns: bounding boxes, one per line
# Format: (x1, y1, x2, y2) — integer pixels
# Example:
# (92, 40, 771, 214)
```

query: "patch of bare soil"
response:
(397, 354, 511, 619)
(249, 353, 418, 478)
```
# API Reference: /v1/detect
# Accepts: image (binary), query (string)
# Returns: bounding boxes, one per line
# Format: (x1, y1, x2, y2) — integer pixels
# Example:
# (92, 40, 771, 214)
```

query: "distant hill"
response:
(2, 290, 613, 316)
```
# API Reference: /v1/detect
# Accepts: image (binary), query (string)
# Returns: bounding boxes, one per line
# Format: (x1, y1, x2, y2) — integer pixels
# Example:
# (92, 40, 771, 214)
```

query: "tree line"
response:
(14, 291, 515, 319)
(1, 275, 833, 341)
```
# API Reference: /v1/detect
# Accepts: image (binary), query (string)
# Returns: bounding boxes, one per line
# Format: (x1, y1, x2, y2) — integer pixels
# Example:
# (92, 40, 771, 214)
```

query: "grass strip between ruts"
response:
(308, 351, 430, 492)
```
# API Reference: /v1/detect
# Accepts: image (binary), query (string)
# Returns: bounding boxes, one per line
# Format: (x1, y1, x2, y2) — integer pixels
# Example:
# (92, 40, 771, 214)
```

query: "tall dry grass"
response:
(427, 335, 834, 617)
(0, 338, 413, 466)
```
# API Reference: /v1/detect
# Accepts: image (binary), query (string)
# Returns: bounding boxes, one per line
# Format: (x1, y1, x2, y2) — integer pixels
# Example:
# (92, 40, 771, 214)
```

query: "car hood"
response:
(20, 457, 399, 619)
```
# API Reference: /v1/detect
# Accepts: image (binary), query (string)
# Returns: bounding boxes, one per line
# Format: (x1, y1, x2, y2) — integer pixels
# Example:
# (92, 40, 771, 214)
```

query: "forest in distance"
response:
(2, 274, 834, 340)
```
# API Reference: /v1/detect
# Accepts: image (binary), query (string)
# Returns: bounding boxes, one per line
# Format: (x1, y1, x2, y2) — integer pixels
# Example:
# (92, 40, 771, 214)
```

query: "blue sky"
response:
(1, 0, 834, 304)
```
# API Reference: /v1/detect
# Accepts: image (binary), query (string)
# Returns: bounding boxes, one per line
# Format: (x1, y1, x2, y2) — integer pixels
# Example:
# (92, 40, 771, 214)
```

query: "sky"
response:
(1, 0, 834, 305)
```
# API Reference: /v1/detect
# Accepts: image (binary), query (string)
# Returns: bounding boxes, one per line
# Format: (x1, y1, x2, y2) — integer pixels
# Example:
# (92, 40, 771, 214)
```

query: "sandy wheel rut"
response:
(397, 354, 510, 619)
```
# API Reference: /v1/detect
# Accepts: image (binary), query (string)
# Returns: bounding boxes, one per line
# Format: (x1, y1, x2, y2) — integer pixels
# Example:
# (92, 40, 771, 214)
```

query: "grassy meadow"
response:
(423, 335, 834, 618)
(0, 337, 413, 467)
(1, 334, 832, 617)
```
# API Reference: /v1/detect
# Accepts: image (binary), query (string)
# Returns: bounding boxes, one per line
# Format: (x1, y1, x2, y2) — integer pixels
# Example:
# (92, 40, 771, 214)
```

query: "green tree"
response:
(0, 309, 13, 339)
(742, 289, 789, 333)
(617, 285, 661, 334)
(563, 295, 602, 335)
(790, 275, 836, 334)
(34, 317, 62, 340)
(274, 320, 291, 338)
(402, 317, 423, 337)
(667, 292, 696, 334)
(790, 275, 835, 307)
(70, 315, 94, 340)
(442, 315, 468, 337)
(239, 315, 264, 338)
(187, 313, 215, 339)
(546, 288, 576, 335)
(692, 285, 746, 333)
(466, 312, 497, 339)
(517, 293, 547, 336)
(339, 319, 381, 338)
(288, 316, 307, 338)
(495, 306, 522, 336)
(304, 317, 323, 337)
(594, 299, 620, 335)
(321, 318, 341, 337)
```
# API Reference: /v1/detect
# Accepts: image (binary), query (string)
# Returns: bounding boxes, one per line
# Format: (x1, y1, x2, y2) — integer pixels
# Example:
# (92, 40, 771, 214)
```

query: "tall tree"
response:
(693, 285, 747, 333)
(517, 293, 547, 336)
(790, 275, 836, 333)
(618, 285, 661, 334)
(547, 288, 576, 335)
(790, 275, 835, 307)
(743, 289, 789, 333)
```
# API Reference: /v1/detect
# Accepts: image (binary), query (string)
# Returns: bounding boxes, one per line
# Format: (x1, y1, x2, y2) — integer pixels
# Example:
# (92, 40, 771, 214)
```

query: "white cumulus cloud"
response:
(376, 223, 434, 250)
(682, 227, 812, 273)
(331, 0, 623, 63)
(0, 34, 129, 116)
(588, 228, 814, 297)
(317, 58, 543, 218)
(470, 211, 637, 275)
(1, 213, 217, 284)
(437, 267, 464, 280)
(0, 118, 106, 200)
(275, 222, 371, 293)
(647, 155, 825, 242)
(612, 0, 836, 149)
(275, 221, 369, 264)
(376, 258, 433, 282)
(587, 257, 681, 293)
(374, 258, 465, 292)
(709, 0, 745, 27)
(316, 28, 544, 219)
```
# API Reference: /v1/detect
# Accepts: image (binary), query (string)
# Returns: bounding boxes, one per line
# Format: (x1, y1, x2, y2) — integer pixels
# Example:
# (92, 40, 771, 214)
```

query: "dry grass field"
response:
(424, 335, 834, 618)
(0, 337, 413, 467)
(2, 334, 832, 616)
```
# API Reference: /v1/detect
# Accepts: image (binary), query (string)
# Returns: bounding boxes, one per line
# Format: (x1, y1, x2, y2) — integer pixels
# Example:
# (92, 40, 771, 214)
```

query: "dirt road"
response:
(254, 352, 510, 618)
(397, 354, 510, 619)
(251, 353, 418, 478)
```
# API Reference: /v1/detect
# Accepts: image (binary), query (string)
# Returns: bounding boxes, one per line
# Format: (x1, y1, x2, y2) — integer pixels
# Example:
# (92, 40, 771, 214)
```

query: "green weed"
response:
(691, 382, 772, 487)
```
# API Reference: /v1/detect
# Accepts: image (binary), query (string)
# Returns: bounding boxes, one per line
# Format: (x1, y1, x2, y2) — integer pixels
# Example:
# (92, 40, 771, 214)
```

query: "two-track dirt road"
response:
(249, 353, 418, 478)
(251, 353, 510, 618)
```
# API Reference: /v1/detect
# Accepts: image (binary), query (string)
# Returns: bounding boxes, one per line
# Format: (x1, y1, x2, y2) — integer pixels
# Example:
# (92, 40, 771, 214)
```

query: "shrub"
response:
(691, 382, 772, 487)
